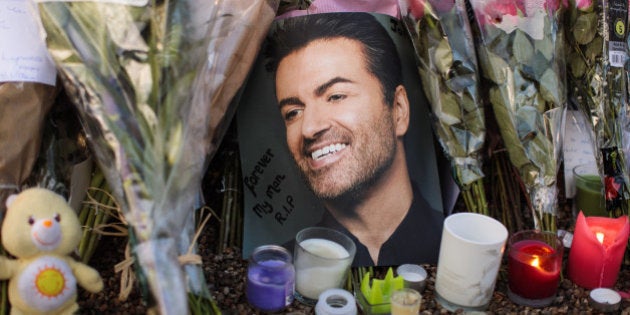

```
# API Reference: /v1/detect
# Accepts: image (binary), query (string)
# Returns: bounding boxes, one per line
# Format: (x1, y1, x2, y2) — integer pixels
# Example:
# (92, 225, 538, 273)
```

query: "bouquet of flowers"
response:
(399, 0, 488, 214)
(469, 0, 568, 231)
(566, 0, 628, 217)
(35, 0, 277, 313)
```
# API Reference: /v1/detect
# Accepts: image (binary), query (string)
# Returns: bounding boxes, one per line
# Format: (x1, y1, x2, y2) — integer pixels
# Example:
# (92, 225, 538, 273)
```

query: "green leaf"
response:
(489, 86, 531, 169)
(460, 93, 476, 114)
(516, 106, 539, 142)
(539, 68, 562, 105)
(434, 38, 453, 76)
(513, 30, 534, 64)
(568, 50, 586, 78)
(435, 91, 462, 125)
(447, 127, 467, 157)
(534, 34, 554, 61)
(463, 109, 485, 136)
(584, 36, 603, 62)
(418, 69, 440, 110)
(479, 50, 509, 84)
(572, 12, 598, 45)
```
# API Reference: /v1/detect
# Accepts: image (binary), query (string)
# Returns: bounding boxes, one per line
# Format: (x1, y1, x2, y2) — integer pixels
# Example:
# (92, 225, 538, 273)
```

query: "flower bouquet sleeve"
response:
(399, 0, 488, 214)
(0, 83, 56, 205)
(469, 0, 568, 231)
(0, 0, 58, 212)
(566, 0, 629, 217)
(35, 0, 278, 313)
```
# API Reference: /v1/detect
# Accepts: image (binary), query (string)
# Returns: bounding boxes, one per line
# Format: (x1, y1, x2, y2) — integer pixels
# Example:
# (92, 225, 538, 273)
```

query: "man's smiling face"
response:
(275, 37, 398, 200)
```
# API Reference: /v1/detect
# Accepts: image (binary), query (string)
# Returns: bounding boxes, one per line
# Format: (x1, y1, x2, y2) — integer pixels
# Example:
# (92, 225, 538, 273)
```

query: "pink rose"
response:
(408, 0, 425, 19)
(545, 0, 569, 11)
(575, 0, 594, 12)
(475, 0, 524, 25)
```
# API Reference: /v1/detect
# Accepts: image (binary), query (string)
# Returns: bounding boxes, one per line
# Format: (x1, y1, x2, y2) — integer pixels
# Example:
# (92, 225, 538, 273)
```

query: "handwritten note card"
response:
(0, 0, 56, 85)
(564, 110, 598, 198)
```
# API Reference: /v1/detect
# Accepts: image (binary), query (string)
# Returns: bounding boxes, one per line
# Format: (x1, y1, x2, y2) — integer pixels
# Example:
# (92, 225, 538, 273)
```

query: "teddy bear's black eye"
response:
(28, 216, 35, 225)
(54, 213, 61, 222)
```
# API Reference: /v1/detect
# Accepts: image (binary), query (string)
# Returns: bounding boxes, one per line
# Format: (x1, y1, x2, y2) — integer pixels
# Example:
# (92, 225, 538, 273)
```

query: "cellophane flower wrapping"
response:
(469, 0, 568, 231)
(399, 0, 488, 214)
(566, 0, 629, 217)
(34, 0, 278, 313)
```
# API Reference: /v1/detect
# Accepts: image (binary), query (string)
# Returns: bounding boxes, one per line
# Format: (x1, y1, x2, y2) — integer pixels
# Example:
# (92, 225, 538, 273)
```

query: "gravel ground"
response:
(75, 212, 630, 315)
(73, 159, 629, 315)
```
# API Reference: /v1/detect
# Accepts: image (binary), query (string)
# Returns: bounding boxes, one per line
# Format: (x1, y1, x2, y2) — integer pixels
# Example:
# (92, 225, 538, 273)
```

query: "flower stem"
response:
(462, 178, 489, 215)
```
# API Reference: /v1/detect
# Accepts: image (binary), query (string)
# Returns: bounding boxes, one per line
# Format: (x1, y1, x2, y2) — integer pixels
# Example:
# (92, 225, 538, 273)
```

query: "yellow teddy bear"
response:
(0, 188, 104, 315)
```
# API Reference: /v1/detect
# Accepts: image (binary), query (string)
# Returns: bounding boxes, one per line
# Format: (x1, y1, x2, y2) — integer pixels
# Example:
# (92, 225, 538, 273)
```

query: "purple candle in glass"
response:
(246, 245, 295, 312)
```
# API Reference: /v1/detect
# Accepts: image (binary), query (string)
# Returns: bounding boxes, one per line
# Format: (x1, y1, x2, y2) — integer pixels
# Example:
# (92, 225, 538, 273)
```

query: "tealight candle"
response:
(568, 212, 630, 289)
(507, 230, 562, 307)
(589, 288, 621, 312)
(396, 264, 427, 292)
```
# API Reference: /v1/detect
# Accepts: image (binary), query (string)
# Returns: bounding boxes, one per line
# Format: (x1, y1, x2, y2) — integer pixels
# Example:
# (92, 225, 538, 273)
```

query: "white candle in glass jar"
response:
(295, 238, 351, 300)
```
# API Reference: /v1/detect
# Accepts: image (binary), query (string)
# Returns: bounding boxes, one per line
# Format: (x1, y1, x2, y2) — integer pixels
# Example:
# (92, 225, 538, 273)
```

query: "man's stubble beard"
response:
(293, 113, 398, 204)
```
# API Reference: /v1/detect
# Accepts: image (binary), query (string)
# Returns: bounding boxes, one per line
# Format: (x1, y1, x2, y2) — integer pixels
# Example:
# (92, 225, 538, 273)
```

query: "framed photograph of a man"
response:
(237, 12, 445, 267)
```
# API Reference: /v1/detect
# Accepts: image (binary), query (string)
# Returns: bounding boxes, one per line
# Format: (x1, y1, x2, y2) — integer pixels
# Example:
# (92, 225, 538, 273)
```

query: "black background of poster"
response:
(236, 12, 445, 259)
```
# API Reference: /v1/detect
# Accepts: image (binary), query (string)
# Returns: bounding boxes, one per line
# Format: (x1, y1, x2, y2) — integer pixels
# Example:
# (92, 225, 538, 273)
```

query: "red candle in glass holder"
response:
(568, 211, 630, 289)
(508, 237, 561, 300)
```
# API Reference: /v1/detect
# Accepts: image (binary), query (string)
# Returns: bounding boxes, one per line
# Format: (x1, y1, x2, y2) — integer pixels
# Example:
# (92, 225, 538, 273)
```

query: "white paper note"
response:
(563, 110, 598, 198)
(0, 0, 57, 85)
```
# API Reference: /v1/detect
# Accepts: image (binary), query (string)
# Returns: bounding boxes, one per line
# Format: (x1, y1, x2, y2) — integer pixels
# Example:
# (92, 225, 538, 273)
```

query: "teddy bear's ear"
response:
(5, 194, 18, 209)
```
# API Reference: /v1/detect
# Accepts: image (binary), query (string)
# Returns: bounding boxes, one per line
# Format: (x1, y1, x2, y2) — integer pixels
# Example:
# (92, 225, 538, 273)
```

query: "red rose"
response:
(408, 0, 425, 19)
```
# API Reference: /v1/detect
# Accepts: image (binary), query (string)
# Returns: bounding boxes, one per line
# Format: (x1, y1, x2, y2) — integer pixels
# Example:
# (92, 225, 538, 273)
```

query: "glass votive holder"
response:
(434, 212, 508, 311)
(315, 288, 357, 315)
(390, 288, 422, 315)
(246, 245, 295, 313)
(353, 268, 403, 315)
(396, 264, 427, 292)
(507, 230, 563, 308)
(354, 283, 391, 315)
(294, 227, 357, 305)
(573, 164, 608, 217)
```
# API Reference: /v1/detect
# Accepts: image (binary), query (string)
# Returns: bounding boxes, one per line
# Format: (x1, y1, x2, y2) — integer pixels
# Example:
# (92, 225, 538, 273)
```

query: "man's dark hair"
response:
(265, 12, 403, 106)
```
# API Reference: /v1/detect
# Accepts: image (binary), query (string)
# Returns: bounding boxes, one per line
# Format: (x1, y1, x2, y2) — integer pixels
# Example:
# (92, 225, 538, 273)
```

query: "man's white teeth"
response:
(312, 143, 346, 160)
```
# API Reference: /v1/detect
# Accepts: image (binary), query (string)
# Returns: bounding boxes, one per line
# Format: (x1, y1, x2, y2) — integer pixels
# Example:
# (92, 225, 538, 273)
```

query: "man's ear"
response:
(393, 85, 410, 136)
